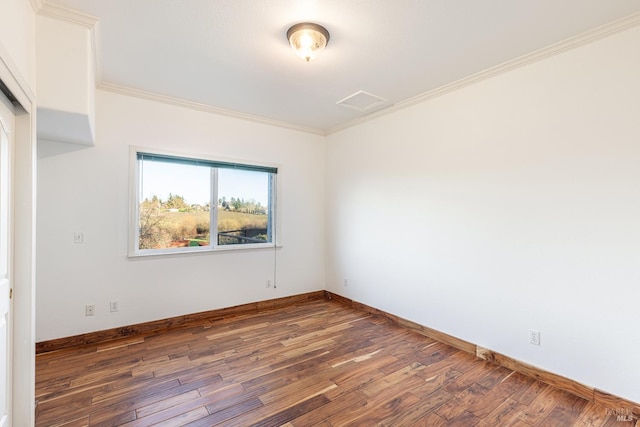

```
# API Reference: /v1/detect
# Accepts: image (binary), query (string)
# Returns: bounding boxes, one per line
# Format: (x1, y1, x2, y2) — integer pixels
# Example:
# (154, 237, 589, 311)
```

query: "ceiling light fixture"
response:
(286, 22, 330, 62)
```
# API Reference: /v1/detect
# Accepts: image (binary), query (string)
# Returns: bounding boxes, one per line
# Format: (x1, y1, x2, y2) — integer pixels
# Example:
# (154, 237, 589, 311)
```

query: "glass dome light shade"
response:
(287, 23, 330, 62)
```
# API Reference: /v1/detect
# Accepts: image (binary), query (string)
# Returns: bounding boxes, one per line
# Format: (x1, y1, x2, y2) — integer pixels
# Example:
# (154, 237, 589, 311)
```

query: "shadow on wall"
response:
(38, 139, 91, 159)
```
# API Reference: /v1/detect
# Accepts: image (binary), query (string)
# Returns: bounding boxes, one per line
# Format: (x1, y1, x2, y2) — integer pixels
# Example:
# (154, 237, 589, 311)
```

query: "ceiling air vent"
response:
(336, 90, 388, 112)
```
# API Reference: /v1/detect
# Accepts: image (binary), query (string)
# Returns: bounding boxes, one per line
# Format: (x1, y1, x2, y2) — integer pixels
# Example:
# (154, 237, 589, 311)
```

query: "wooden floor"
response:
(36, 299, 634, 426)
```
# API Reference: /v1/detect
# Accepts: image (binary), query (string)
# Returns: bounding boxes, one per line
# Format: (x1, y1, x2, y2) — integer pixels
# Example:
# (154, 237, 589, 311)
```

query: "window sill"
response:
(128, 243, 283, 260)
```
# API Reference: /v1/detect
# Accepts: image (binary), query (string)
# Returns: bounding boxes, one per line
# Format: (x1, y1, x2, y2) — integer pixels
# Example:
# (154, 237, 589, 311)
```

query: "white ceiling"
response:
(45, 0, 640, 134)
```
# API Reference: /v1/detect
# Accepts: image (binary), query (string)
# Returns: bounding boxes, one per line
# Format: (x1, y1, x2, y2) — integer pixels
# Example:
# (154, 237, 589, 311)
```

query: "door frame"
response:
(0, 95, 13, 427)
(0, 43, 37, 427)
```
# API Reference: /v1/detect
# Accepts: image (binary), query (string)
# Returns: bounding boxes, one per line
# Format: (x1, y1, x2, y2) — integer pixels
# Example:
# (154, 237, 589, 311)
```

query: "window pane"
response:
(139, 160, 211, 250)
(217, 168, 271, 245)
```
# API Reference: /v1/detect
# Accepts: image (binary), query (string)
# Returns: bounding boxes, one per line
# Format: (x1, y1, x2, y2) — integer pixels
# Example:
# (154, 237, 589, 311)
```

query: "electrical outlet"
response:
(343, 279, 349, 287)
(110, 300, 119, 312)
(74, 231, 84, 243)
(266, 280, 271, 288)
(529, 329, 541, 346)
(85, 304, 95, 316)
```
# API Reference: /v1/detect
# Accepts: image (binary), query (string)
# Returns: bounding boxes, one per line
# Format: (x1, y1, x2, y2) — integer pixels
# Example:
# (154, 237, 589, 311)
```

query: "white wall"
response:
(0, 0, 36, 92)
(326, 25, 640, 403)
(36, 90, 326, 341)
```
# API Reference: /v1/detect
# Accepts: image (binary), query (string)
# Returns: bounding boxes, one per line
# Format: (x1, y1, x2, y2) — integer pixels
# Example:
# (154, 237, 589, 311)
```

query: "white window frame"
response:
(128, 146, 279, 257)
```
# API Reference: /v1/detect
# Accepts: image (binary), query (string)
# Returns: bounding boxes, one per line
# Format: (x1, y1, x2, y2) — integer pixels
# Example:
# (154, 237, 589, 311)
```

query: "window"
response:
(131, 149, 277, 255)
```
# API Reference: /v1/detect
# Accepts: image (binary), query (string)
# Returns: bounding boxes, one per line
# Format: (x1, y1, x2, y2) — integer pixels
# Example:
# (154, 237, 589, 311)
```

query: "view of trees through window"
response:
(137, 156, 273, 251)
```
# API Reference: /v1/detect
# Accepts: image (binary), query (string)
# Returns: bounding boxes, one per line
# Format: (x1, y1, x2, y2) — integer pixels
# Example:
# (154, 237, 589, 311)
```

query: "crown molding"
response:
(326, 11, 640, 136)
(37, 1, 98, 28)
(98, 82, 326, 136)
(30, 0, 44, 13)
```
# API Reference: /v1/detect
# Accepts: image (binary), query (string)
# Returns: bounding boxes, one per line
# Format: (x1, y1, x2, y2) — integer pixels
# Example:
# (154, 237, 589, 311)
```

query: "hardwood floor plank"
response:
(412, 412, 449, 427)
(326, 359, 391, 399)
(476, 365, 513, 389)
(96, 336, 145, 352)
(36, 371, 134, 404)
(91, 377, 181, 405)
(573, 401, 613, 427)
(258, 377, 337, 406)
(435, 383, 491, 421)
(49, 416, 90, 427)
(35, 395, 94, 426)
(475, 397, 527, 427)
(123, 399, 210, 427)
(378, 388, 454, 426)
(540, 391, 590, 426)
(289, 390, 368, 427)
(182, 396, 264, 427)
(53, 375, 212, 427)
(151, 407, 210, 427)
(360, 361, 427, 398)
(135, 389, 201, 419)
(508, 420, 536, 427)
(35, 299, 628, 427)
(515, 386, 563, 425)
(465, 372, 533, 419)
(446, 410, 482, 426)
(412, 365, 462, 397)
(443, 359, 498, 395)
(206, 387, 268, 418)
(242, 394, 331, 427)
(418, 341, 462, 366)
(511, 378, 550, 405)
(88, 409, 137, 426)
(343, 391, 421, 426)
